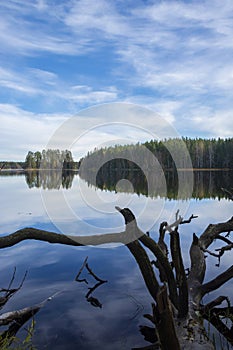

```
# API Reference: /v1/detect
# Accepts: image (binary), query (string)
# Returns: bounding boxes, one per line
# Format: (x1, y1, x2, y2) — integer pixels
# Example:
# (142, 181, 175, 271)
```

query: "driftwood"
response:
(0, 206, 233, 348)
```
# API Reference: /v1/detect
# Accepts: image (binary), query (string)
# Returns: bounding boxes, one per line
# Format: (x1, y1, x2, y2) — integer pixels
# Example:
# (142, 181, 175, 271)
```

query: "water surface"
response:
(0, 171, 232, 349)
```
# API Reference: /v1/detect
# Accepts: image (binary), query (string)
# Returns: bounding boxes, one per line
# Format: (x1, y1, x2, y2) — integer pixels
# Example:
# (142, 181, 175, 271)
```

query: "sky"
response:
(1, 0, 233, 160)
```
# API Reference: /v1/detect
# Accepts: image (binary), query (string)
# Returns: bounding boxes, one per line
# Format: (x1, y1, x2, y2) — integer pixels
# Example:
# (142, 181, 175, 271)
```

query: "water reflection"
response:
(0, 173, 233, 349)
(0, 246, 151, 350)
(24, 170, 77, 190)
(80, 168, 233, 200)
(0, 259, 108, 348)
(1, 169, 233, 198)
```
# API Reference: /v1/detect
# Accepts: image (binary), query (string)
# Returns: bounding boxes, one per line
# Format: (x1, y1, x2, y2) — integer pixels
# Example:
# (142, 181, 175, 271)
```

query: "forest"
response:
(24, 149, 77, 170)
(1, 138, 233, 172)
(79, 137, 233, 173)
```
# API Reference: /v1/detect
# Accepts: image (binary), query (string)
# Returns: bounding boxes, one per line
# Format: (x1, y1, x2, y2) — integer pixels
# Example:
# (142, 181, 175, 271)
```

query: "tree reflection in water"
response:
(80, 166, 233, 200)
(24, 170, 77, 190)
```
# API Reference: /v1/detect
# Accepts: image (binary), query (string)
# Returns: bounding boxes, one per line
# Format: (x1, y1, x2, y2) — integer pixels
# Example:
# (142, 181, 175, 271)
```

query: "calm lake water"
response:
(0, 171, 233, 349)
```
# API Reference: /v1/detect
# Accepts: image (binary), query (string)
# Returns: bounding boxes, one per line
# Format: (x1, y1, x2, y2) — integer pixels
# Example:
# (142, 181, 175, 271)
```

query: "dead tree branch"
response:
(199, 217, 233, 249)
(0, 292, 59, 346)
(170, 227, 188, 318)
(0, 269, 27, 309)
(115, 207, 178, 308)
(201, 265, 233, 296)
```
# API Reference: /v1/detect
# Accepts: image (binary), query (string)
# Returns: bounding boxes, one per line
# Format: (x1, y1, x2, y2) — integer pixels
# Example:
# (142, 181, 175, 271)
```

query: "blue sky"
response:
(1, 0, 233, 160)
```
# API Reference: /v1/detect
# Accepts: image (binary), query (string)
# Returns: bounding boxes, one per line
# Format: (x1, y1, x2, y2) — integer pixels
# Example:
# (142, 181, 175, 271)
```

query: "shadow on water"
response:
(79, 166, 233, 200)
(1, 168, 233, 198)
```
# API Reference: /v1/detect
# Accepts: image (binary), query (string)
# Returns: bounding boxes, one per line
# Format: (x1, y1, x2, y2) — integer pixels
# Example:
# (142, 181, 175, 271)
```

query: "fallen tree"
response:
(0, 202, 233, 349)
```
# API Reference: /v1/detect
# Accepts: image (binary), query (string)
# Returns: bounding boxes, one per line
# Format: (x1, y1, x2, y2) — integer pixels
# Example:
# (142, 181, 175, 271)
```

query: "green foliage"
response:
(79, 137, 233, 199)
(0, 319, 36, 350)
(24, 149, 75, 170)
(80, 137, 233, 172)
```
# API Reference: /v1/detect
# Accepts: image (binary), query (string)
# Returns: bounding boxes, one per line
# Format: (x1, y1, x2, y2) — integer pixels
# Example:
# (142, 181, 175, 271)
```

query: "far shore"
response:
(0, 167, 232, 173)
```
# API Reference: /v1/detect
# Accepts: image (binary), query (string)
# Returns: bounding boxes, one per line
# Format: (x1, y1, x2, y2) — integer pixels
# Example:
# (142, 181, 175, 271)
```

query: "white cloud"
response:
(0, 104, 68, 160)
(65, 0, 122, 35)
(64, 85, 118, 104)
(0, 0, 233, 145)
(191, 109, 233, 138)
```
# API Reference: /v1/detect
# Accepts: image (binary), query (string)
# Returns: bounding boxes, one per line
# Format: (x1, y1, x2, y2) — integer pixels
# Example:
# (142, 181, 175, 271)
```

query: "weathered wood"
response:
(170, 228, 188, 318)
(127, 239, 160, 302)
(154, 285, 180, 350)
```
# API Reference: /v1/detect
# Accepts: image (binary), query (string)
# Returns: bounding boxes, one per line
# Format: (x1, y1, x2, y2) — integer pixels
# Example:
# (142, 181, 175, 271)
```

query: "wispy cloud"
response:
(0, 104, 68, 159)
(1, 0, 233, 159)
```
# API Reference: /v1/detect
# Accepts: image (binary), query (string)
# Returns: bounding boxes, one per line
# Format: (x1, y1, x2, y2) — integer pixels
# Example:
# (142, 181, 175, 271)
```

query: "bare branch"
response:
(180, 214, 198, 225)
(216, 235, 232, 245)
(215, 243, 233, 256)
(199, 217, 233, 249)
(165, 217, 183, 233)
(201, 248, 220, 258)
(0, 269, 28, 309)
(202, 296, 230, 312)
(201, 265, 233, 296)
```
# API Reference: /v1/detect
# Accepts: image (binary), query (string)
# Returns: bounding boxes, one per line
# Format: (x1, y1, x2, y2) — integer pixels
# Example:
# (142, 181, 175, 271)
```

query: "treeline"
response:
(24, 149, 78, 170)
(80, 137, 233, 172)
(0, 161, 25, 170)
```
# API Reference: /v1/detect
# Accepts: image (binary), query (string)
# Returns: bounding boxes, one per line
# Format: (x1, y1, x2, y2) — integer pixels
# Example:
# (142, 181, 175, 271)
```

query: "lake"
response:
(0, 170, 233, 349)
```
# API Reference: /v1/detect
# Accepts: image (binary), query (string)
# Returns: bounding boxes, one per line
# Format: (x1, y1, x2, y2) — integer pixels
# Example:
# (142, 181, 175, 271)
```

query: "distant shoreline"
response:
(0, 168, 78, 172)
(0, 167, 232, 173)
